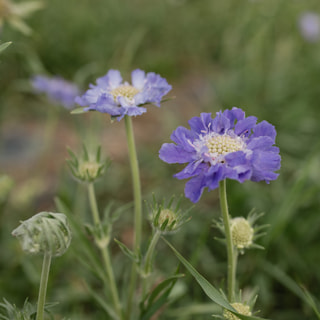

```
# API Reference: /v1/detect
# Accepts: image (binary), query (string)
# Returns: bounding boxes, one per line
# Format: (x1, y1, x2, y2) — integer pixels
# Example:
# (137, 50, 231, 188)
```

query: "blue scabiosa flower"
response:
(159, 107, 281, 203)
(31, 75, 80, 109)
(75, 69, 172, 121)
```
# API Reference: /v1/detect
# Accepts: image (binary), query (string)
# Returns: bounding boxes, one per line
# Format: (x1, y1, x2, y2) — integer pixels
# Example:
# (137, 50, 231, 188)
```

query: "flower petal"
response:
(96, 70, 123, 89)
(184, 173, 207, 203)
(159, 143, 195, 164)
(131, 69, 146, 90)
(234, 116, 257, 136)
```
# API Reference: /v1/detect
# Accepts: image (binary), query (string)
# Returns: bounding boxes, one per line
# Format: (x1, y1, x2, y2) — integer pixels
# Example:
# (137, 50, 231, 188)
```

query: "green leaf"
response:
(163, 238, 269, 320)
(114, 238, 140, 264)
(70, 107, 88, 114)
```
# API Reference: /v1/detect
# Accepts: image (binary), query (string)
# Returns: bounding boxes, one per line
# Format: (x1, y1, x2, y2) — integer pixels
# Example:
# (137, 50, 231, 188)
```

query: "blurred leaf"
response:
(70, 107, 88, 114)
(84, 282, 118, 320)
(262, 262, 320, 319)
(0, 42, 12, 54)
(140, 272, 184, 320)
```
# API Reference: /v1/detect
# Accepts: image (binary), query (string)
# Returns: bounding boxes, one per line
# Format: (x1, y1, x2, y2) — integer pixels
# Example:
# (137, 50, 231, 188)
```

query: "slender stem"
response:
(142, 230, 161, 296)
(219, 179, 235, 302)
(124, 115, 142, 252)
(36, 252, 52, 320)
(124, 115, 142, 319)
(87, 183, 123, 320)
(88, 183, 101, 226)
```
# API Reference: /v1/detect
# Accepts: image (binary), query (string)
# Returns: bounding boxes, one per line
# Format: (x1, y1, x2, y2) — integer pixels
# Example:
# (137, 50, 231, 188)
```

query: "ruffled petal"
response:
(246, 136, 275, 151)
(131, 69, 146, 90)
(184, 173, 207, 203)
(223, 107, 245, 128)
(234, 116, 257, 136)
(170, 126, 197, 152)
(250, 151, 281, 182)
(174, 162, 207, 179)
(188, 113, 213, 134)
(96, 70, 123, 89)
(211, 112, 231, 134)
(159, 144, 195, 164)
(252, 120, 276, 141)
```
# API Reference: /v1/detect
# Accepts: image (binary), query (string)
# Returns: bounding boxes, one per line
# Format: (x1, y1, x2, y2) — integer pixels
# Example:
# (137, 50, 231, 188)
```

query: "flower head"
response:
(12, 211, 72, 257)
(31, 75, 80, 109)
(75, 69, 172, 121)
(159, 107, 281, 203)
(299, 12, 320, 42)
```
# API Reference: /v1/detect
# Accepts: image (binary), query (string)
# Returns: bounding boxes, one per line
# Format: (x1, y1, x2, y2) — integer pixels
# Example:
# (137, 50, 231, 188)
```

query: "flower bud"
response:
(149, 195, 191, 234)
(12, 212, 72, 257)
(67, 145, 110, 183)
(223, 302, 252, 320)
(230, 217, 254, 250)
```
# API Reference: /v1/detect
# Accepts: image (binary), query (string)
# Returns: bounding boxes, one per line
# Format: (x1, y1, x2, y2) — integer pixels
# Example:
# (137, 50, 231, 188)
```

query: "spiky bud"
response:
(67, 145, 110, 183)
(148, 195, 191, 234)
(12, 212, 72, 257)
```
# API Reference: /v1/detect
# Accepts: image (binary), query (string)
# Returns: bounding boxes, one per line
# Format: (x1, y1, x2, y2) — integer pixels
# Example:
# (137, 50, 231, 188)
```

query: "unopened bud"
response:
(230, 217, 254, 250)
(12, 212, 72, 257)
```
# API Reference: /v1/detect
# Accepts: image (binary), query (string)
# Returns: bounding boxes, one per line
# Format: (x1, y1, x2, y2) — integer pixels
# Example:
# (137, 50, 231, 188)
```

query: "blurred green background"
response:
(1, 0, 320, 319)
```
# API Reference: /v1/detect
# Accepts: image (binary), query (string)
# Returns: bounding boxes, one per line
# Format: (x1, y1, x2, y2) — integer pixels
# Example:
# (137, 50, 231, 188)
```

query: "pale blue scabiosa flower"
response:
(299, 12, 320, 42)
(75, 69, 172, 121)
(159, 107, 281, 203)
(31, 75, 80, 110)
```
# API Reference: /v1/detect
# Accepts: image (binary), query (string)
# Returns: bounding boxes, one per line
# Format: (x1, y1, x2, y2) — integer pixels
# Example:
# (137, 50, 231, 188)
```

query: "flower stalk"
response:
(87, 182, 122, 320)
(219, 179, 236, 302)
(124, 115, 142, 318)
(36, 252, 52, 320)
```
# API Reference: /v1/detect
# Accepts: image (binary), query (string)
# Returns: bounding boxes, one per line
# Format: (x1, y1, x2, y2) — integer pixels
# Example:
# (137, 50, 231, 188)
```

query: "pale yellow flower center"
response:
(79, 161, 101, 179)
(110, 85, 140, 101)
(158, 209, 176, 227)
(206, 135, 244, 157)
(230, 217, 254, 249)
(223, 302, 252, 320)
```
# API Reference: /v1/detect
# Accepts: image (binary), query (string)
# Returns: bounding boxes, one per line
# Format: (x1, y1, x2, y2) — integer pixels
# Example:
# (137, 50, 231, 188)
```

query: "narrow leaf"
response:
(163, 238, 269, 320)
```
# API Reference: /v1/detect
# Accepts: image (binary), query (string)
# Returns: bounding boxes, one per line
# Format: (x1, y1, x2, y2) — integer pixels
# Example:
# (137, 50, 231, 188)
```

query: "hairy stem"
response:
(219, 179, 236, 302)
(124, 115, 143, 319)
(87, 182, 122, 319)
(36, 252, 52, 320)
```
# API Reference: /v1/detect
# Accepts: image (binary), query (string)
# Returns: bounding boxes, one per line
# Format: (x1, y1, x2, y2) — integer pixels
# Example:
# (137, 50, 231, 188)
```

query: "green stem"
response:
(124, 115, 142, 252)
(219, 179, 236, 302)
(124, 115, 142, 319)
(142, 230, 161, 296)
(87, 183, 123, 320)
(36, 252, 52, 320)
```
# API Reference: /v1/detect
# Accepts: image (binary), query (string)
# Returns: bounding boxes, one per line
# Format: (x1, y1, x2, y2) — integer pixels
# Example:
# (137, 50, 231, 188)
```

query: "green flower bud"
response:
(12, 212, 72, 257)
(223, 302, 252, 320)
(230, 217, 254, 250)
(149, 195, 191, 234)
(67, 145, 110, 183)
